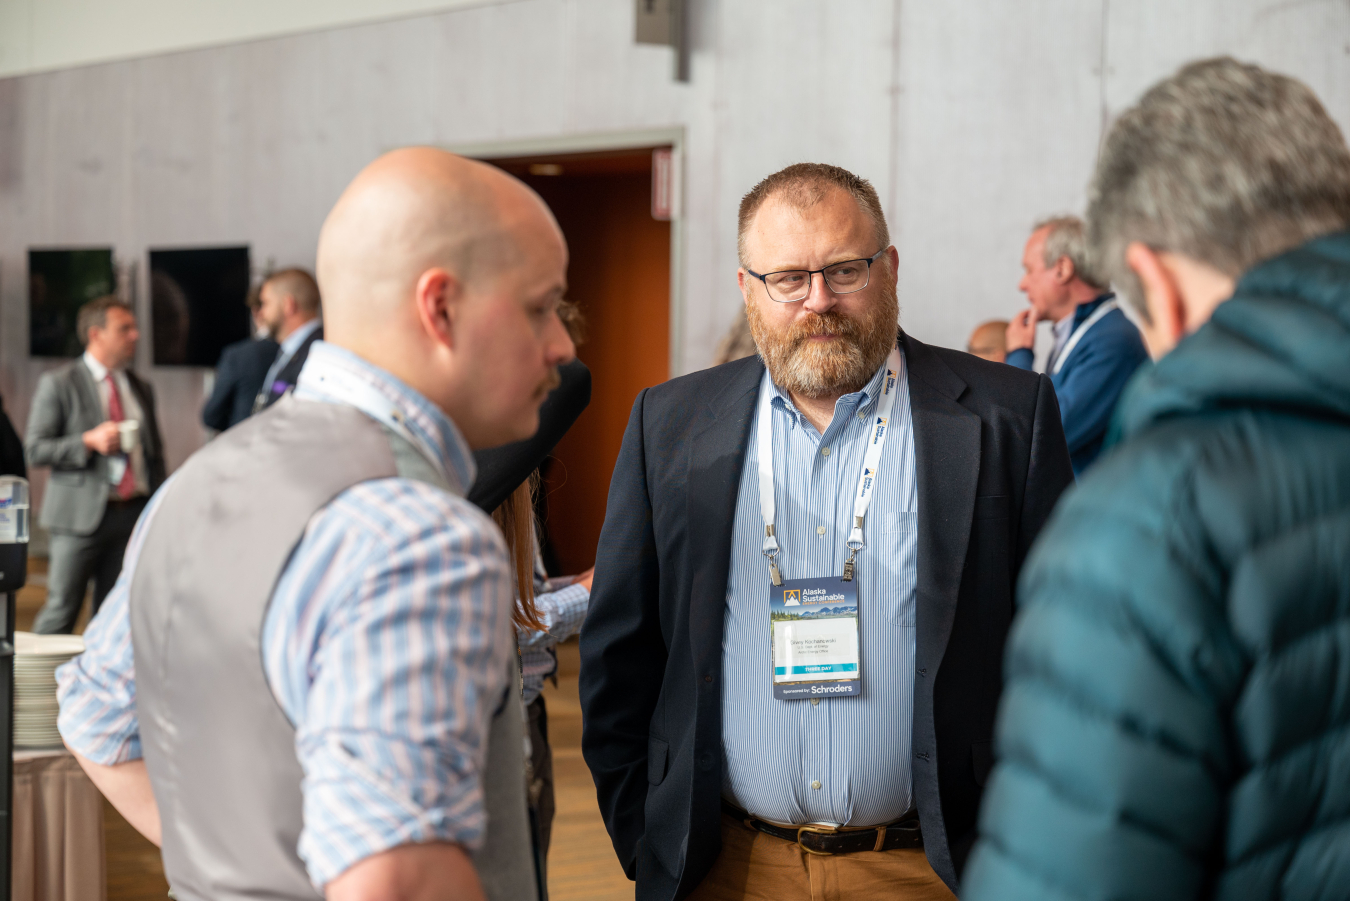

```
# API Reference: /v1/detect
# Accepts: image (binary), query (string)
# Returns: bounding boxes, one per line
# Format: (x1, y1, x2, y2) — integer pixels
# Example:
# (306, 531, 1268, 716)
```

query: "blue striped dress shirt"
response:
(722, 347, 919, 827)
(518, 552, 591, 705)
(56, 342, 514, 889)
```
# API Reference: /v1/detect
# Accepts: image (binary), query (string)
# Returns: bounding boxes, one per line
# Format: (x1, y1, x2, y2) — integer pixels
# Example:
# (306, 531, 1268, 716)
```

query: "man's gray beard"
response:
(746, 284, 899, 399)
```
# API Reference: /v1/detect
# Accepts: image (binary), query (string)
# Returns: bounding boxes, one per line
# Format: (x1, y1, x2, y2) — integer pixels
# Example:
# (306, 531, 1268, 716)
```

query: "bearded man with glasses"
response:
(580, 163, 1075, 901)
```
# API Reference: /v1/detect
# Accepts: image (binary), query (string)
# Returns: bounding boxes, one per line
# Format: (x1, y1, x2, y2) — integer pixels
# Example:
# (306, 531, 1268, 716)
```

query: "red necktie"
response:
(105, 374, 137, 500)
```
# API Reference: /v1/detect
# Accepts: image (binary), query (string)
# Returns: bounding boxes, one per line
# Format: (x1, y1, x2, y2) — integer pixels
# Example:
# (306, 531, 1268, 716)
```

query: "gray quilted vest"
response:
(129, 396, 535, 901)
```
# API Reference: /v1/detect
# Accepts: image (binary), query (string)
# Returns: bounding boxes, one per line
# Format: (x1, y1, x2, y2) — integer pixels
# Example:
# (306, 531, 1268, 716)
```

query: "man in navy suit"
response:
(1005, 216, 1148, 475)
(202, 292, 278, 431)
(251, 268, 323, 414)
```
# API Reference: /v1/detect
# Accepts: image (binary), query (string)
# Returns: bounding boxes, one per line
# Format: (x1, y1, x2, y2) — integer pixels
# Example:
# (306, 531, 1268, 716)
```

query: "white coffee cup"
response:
(117, 420, 140, 454)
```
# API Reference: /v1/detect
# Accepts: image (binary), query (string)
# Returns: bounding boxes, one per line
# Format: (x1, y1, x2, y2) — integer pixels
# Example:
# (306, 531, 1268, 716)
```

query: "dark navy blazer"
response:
(579, 331, 1074, 900)
(1007, 294, 1147, 475)
(201, 337, 279, 431)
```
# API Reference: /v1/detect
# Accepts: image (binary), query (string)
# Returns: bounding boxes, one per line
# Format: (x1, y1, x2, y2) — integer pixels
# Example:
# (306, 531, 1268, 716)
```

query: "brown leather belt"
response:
(721, 799, 923, 855)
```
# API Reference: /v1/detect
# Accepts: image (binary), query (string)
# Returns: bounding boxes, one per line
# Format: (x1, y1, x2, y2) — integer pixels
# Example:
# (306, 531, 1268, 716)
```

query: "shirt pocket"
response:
(880, 511, 918, 627)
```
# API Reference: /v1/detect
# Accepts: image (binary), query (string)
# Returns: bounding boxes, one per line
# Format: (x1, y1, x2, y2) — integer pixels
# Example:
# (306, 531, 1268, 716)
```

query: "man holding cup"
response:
(26, 295, 165, 633)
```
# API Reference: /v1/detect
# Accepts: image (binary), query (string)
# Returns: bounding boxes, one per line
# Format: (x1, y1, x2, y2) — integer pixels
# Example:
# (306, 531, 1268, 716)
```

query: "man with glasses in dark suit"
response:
(580, 163, 1074, 901)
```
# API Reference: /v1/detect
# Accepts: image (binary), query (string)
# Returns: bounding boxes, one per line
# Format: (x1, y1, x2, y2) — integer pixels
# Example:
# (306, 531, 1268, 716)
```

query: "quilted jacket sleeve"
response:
(961, 445, 1245, 901)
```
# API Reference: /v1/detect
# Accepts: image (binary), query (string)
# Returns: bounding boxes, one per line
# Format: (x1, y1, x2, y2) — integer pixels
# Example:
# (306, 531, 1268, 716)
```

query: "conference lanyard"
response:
(295, 360, 449, 480)
(1051, 299, 1119, 375)
(756, 346, 903, 585)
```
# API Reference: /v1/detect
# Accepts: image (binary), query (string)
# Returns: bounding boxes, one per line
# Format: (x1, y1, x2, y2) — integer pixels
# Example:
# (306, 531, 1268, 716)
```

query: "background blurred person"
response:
(26, 296, 165, 634)
(57, 149, 575, 901)
(490, 472, 592, 900)
(201, 283, 279, 431)
(713, 306, 758, 365)
(252, 267, 323, 414)
(1005, 216, 1147, 474)
(966, 320, 1008, 362)
(0, 392, 25, 477)
(468, 339, 593, 900)
(964, 57, 1350, 901)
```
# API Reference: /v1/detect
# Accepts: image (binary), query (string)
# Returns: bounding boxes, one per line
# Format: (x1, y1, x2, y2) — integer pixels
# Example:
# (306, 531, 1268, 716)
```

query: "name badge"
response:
(770, 576, 861, 700)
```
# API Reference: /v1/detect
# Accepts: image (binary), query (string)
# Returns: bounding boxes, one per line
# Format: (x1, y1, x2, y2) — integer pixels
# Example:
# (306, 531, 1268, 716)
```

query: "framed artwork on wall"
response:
(28, 249, 115, 358)
(148, 246, 251, 367)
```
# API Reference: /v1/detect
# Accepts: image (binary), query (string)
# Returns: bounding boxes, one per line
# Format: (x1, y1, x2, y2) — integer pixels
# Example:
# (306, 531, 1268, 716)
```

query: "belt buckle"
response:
(796, 823, 839, 856)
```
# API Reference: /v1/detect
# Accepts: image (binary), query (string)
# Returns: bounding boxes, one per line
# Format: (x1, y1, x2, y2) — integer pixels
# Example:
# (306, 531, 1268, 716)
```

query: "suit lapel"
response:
(124, 371, 159, 458)
(902, 331, 980, 678)
(72, 360, 105, 428)
(686, 357, 763, 676)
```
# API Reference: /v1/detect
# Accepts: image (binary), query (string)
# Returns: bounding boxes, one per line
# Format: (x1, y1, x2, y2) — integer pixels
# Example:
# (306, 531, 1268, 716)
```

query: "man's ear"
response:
(282, 295, 298, 319)
(1054, 256, 1076, 285)
(414, 268, 462, 350)
(737, 269, 752, 304)
(1125, 242, 1185, 358)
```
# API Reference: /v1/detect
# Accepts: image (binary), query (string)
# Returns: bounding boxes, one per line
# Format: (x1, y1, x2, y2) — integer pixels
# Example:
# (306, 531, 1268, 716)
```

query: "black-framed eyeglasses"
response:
(746, 248, 888, 303)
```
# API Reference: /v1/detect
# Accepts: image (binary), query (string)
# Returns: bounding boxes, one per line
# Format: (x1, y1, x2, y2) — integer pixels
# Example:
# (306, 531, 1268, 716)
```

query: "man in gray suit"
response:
(26, 296, 165, 633)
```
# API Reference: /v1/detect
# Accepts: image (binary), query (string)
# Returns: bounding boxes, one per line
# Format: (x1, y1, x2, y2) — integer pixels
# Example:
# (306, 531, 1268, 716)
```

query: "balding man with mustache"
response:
(55, 148, 575, 901)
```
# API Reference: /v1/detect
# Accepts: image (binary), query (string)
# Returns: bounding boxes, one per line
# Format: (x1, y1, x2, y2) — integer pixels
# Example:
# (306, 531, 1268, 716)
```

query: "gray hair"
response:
(1088, 56, 1350, 321)
(1034, 215, 1106, 290)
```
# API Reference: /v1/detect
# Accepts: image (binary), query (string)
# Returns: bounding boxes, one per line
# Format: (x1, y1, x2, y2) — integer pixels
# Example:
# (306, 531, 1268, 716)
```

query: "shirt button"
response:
(816, 525, 827, 535)
(811, 780, 822, 790)
(811, 697, 820, 706)
(821, 446, 831, 457)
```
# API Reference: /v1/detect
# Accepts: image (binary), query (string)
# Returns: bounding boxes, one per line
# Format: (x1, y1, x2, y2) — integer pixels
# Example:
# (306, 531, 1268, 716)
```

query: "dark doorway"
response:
(486, 148, 672, 576)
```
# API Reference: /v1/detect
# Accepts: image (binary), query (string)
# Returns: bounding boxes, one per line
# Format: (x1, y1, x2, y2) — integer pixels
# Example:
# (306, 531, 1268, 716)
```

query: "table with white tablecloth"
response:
(12, 749, 105, 901)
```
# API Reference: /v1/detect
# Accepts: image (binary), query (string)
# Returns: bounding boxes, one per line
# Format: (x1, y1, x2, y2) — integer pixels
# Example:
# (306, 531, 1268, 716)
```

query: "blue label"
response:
(774, 662, 859, 675)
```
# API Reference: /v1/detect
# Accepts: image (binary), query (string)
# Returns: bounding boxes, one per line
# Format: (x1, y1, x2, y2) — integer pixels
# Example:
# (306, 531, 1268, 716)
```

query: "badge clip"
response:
(842, 515, 864, 582)
(764, 524, 783, 586)
(841, 546, 858, 582)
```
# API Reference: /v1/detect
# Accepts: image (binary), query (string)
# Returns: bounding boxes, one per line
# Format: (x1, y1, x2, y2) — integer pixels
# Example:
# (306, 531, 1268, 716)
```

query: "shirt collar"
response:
(279, 318, 322, 357)
(82, 351, 113, 382)
(293, 341, 476, 493)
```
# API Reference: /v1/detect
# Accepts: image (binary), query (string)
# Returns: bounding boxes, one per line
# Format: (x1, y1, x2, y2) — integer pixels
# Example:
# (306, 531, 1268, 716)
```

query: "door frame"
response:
(446, 127, 686, 378)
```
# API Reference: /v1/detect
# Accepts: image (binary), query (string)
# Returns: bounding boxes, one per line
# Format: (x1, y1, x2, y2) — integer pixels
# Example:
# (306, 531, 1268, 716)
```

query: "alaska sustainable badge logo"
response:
(783, 589, 801, 606)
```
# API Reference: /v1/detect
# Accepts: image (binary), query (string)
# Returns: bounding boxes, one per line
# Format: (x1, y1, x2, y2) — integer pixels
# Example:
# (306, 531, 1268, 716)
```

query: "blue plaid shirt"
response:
(57, 342, 514, 889)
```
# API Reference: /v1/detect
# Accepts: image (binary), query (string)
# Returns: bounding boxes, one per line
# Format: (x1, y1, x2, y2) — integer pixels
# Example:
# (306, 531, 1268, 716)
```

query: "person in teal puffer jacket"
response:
(963, 58, 1350, 901)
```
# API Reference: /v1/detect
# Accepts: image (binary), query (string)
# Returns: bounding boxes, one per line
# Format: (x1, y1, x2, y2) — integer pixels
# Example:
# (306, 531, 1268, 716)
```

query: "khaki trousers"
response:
(685, 814, 958, 901)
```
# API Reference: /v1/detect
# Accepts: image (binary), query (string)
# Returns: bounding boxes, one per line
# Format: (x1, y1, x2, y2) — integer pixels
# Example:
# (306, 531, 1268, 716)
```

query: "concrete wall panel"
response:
(0, 0, 1346, 511)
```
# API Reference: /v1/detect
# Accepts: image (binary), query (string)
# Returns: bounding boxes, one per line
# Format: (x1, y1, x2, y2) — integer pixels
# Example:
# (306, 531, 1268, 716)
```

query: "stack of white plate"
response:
(13, 632, 84, 749)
